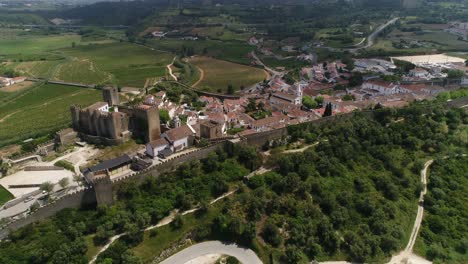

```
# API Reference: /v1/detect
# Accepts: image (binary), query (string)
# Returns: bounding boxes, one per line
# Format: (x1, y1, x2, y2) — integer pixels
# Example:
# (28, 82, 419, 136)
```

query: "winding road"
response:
(159, 241, 262, 264)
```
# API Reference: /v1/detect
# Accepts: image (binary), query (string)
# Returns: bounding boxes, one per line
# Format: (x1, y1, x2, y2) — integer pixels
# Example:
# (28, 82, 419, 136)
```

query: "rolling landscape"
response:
(0, 1, 467, 264)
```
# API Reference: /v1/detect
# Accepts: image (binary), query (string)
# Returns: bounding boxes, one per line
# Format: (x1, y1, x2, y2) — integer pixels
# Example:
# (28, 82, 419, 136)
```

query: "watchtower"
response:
(102, 87, 120, 106)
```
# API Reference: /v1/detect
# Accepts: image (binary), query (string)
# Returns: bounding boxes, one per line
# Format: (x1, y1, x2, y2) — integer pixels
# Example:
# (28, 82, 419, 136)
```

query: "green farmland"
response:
(0, 31, 81, 56)
(59, 43, 173, 87)
(0, 83, 100, 147)
(189, 56, 267, 93)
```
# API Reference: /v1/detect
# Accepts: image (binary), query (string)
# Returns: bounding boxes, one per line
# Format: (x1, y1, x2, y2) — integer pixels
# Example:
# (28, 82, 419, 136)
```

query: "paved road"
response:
(361, 17, 399, 49)
(320, 17, 399, 53)
(159, 241, 262, 264)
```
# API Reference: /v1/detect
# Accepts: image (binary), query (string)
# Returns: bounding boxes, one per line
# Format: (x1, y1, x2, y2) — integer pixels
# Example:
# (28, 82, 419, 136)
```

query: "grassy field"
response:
(0, 30, 173, 87)
(188, 56, 267, 93)
(51, 58, 113, 85)
(59, 43, 173, 87)
(0, 185, 14, 207)
(0, 33, 80, 56)
(147, 39, 254, 65)
(8, 60, 63, 79)
(0, 83, 100, 147)
(413, 31, 468, 51)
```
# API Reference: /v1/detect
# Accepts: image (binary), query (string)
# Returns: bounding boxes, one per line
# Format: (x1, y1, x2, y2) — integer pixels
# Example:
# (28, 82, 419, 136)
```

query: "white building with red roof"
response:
(362, 80, 401, 95)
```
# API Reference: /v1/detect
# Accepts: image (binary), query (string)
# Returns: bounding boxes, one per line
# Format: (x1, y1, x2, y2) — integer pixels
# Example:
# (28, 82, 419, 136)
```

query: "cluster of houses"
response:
(354, 58, 397, 75)
(302, 61, 349, 83)
(0, 76, 26, 87)
(446, 22, 468, 41)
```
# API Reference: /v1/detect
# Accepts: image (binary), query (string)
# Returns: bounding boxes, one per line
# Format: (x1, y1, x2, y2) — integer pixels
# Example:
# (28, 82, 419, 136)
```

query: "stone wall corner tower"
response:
(102, 87, 120, 106)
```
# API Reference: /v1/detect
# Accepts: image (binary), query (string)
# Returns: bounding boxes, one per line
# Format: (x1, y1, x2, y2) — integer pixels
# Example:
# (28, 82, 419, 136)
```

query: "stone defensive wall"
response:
(1, 97, 465, 239)
(112, 142, 227, 187)
(0, 187, 96, 239)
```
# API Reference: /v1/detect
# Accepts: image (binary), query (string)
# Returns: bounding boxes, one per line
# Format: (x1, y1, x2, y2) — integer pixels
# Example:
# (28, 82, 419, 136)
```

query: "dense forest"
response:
(201, 101, 467, 263)
(415, 156, 468, 264)
(0, 97, 466, 264)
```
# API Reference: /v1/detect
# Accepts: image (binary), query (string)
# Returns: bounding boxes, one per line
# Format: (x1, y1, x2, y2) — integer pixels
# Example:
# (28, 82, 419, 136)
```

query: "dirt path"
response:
(387, 160, 434, 264)
(191, 65, 205, 88)
(89, 189, 237, 264)
(320, 159, 435, 264)
(167, 56, 178, 81)
(283, 142, 320, 154)
(0, 111, 20, 123)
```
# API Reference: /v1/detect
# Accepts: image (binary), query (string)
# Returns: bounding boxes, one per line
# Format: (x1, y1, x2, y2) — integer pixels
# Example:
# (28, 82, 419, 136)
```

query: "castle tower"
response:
(145, 106, 161, 142)
(102, 87, 120, 106)
(90, 172, 114, 206)
(70, 105, 81, 130)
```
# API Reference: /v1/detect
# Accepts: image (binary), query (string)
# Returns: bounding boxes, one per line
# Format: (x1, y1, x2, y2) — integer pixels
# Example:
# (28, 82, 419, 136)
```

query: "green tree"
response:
(283, 246, 308, 264)
(159, 109, 170, 125)
(227, 84, 235, 94)
(58, 178, 69, 189)
(171, 214, 184, 229)
(262, 221, 282, 246)
(447, 69, 464, 79)
(40, 181, 54, 195)
(315, 96, 324, 106)
(323, 103, 333, 117)
(302, 95, 318, 109)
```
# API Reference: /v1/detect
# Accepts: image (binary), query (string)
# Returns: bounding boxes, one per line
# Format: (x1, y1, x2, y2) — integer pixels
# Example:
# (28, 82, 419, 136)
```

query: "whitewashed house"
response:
(146, 138, 170, 158)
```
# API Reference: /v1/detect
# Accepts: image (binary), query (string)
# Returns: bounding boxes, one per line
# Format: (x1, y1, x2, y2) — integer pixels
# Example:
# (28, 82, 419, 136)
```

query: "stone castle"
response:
(70, 87, 161, 145)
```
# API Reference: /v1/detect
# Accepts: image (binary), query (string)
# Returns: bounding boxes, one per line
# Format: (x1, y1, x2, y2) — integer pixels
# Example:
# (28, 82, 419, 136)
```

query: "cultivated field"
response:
(188, 56, 267, 93)
(0, 83, 100, 147)
(0, 32, 80, 56)
(58, 43, 173, 87)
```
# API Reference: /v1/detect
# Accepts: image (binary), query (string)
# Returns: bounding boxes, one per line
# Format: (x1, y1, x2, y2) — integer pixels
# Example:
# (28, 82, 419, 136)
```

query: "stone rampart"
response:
(0, 187, 96, 239)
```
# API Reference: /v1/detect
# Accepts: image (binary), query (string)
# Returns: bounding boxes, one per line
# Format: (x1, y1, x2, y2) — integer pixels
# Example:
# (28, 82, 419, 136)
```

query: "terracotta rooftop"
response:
(148, 138, 169, 148)
(164, 125, 194, 142)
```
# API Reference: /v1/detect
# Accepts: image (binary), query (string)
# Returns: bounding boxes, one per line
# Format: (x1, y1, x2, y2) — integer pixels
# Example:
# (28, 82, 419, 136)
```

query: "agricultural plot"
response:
(413, 31, 468, 51)
(60, 43, 173, 87)
(51, 58, 113, 85)
(8, 60, 63, 79)
(0, 83, 99, 147)
(188, 56, 267, 93)
(147, 39, 254, 65)
(0, 33, 80, 56)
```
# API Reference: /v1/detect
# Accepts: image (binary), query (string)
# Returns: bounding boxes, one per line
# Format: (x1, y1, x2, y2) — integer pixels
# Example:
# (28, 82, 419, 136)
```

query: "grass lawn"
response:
(0, 185, 14, 207)
(0, 83, 100, 147)
(131, 203, 222, 263)
(188, 56, 267, 93)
